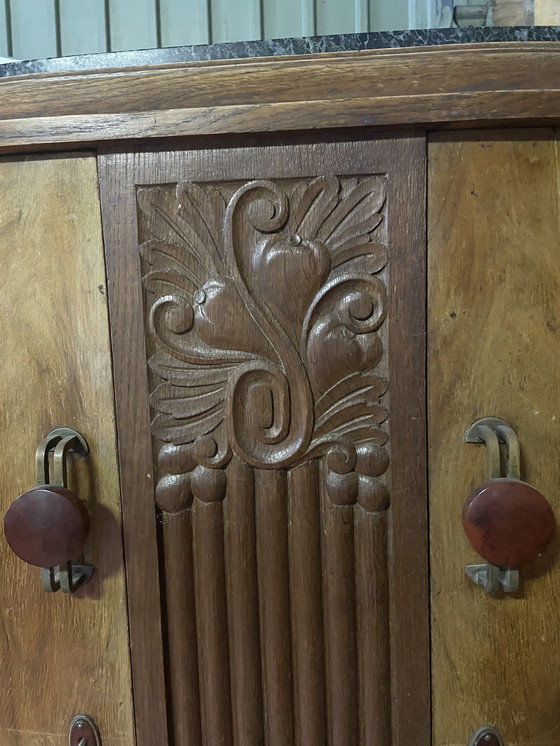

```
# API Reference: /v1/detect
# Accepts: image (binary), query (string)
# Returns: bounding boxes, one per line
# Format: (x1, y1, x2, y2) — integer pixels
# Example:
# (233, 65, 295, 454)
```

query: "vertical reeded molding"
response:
(192, 498, 233, 744)
(162, 510, 202, 746)
(355, 505, 391, 745)
(288, 461, 326, 746)
(224, 457, 264, 744)
(321, 462, 359, 745)
(255, 469, 295, 745)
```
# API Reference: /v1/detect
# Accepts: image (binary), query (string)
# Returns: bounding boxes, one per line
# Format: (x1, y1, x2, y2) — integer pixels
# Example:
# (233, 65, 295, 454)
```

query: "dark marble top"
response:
(1, 25, 559, 78)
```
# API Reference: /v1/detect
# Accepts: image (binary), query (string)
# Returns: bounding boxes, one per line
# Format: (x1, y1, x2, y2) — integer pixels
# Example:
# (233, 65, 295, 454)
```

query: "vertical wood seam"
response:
(97, 152, 170, 746)
(94, 151, 138, 744)
(387, 136, 430, 746)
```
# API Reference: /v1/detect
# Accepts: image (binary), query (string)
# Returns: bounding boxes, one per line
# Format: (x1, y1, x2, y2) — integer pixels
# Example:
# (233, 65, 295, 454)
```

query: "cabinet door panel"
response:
(99, 136, 428, 746)
(429, 131, 560, 745)
(0, 155, 134, 745)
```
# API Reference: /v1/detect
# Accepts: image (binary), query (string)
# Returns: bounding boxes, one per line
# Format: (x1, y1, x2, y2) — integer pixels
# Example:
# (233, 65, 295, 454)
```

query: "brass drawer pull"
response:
(3, 428, 94, 594)
(462, 417, 555, 594)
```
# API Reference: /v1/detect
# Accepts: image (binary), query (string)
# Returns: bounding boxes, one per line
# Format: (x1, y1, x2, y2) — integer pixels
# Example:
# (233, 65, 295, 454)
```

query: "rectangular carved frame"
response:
(99, 133, 428, 746)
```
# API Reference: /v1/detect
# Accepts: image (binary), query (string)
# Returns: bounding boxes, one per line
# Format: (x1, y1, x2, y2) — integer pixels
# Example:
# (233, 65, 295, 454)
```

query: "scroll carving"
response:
(138, 176, 390, 510)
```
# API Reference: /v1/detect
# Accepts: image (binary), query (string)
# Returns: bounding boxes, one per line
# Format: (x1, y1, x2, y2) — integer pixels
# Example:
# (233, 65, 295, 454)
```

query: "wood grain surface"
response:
(98, 152, 170, 746)
(0, 44, 559, 149)
(0, 155, 134, 745)
(99, 135, 429, 745)
(288, 461, 325, 745)
(255, 469, 294, 745)
(161, 510, 202, 745)
(225, 458, 263, 745)
(429, 131, 560, 746)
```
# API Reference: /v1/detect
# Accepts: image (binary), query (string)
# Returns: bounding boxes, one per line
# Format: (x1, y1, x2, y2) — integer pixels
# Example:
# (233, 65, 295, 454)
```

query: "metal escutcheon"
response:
(468, 725, 504, 746)
(69, 714, 102, 745)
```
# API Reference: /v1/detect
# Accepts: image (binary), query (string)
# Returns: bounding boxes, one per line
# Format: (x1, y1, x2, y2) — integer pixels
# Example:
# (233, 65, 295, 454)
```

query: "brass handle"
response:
(3, 428, 94, 593)
(463, 417, 555, 593)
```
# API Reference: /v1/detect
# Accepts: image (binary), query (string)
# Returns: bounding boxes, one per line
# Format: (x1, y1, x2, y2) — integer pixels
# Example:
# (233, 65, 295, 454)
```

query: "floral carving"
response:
(138, 176, 390, 511)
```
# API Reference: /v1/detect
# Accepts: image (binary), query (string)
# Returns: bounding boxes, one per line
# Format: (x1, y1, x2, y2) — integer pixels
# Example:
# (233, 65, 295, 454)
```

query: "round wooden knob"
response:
(463, 478, 555, 567)
(4, 485, 90, 567)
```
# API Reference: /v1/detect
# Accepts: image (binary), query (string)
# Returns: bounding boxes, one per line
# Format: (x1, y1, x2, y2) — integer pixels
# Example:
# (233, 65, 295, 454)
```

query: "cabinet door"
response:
(429, 131, 560, 745)
(98, 135, 429, 746)
(0, 155, 134, 745)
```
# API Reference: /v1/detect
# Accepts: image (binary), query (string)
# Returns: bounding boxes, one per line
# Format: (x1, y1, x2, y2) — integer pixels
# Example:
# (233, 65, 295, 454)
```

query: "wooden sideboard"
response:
(0, 41, 559, 746)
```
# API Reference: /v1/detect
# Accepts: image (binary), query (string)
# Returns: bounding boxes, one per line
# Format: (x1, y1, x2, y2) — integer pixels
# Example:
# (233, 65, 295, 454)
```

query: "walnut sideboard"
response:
(0, 32, 559, 746)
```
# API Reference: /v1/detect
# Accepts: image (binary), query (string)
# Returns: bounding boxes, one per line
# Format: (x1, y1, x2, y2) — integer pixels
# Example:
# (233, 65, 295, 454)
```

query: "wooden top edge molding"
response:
(0, 42, 559, 148)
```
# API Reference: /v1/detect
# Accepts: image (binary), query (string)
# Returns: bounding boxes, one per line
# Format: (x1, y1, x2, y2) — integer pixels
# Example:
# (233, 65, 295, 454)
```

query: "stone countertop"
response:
(0, 25, 559, 77)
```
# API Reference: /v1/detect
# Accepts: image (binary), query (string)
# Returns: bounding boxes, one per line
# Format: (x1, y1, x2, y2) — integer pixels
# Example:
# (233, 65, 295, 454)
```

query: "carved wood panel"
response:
(140, 176, 390, 499)
(99, 137, 428, 746)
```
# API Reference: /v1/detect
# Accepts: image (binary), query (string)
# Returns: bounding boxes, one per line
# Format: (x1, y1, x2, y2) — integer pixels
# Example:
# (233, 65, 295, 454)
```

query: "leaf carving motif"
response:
(139, 176, 390, 511)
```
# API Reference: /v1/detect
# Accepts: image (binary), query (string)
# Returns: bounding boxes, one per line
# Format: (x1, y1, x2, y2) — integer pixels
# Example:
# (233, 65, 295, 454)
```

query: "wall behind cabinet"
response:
(0, 0, 414, 59)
